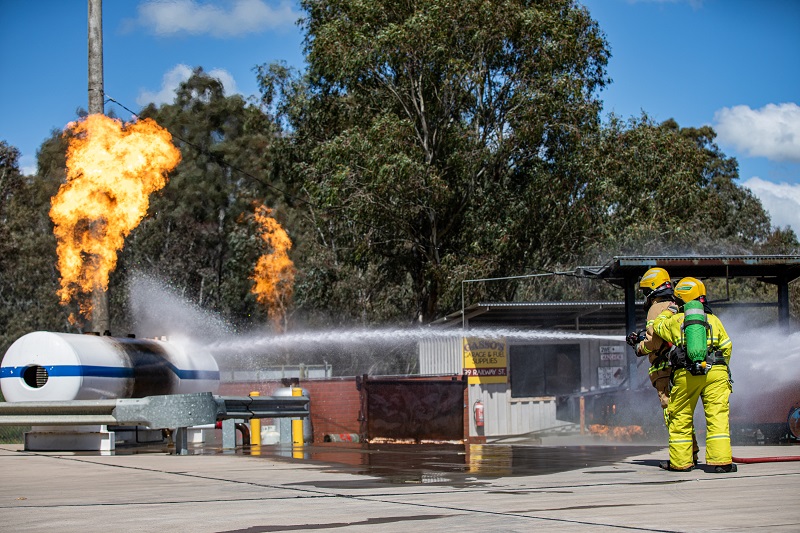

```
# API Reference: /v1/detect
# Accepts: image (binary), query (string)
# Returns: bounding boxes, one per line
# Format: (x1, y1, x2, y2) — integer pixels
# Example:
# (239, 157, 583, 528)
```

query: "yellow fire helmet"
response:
(675, 277, 704, 303)
(639, 267, 671, 295)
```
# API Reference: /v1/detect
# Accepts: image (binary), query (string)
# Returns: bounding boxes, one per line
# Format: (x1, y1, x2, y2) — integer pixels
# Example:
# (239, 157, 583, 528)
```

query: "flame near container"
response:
(0, 331, 219, 402)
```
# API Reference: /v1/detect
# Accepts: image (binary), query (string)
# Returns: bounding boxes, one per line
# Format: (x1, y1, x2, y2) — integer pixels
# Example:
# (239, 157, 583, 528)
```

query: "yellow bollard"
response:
(250, 391, 261, 448)
(292, 387, 304, 458)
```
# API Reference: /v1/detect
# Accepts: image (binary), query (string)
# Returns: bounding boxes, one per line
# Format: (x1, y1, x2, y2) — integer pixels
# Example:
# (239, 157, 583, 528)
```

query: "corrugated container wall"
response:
(419, 337, 462, 375)
(419, 334, 630, 438)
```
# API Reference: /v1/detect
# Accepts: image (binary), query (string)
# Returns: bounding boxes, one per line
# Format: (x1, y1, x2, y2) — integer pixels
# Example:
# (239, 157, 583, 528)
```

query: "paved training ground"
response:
(1, 443, 798, 532)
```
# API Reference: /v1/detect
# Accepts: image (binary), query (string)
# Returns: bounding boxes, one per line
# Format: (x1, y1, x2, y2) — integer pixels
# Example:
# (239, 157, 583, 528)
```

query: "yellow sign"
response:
(463, 337, 508, 384)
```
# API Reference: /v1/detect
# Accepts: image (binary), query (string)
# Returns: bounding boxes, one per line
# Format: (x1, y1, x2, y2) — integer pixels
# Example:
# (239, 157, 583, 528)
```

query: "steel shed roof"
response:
(578, 255, 800, 287)
(433, 255, 799, 332)
(433, 301, 645, 331)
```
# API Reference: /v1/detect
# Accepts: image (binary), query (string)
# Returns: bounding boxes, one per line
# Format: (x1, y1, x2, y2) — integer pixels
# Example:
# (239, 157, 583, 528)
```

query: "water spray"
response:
(205, 327, 624, 359)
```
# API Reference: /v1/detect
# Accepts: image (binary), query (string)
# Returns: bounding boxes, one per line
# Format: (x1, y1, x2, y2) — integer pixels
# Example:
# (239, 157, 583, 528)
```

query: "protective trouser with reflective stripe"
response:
(666, 366, 732, 469)
(652, 365, 699, 458)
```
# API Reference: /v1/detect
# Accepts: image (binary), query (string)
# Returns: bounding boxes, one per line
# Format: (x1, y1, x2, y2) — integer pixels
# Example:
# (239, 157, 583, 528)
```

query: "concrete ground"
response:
(1, 442, 798, 532)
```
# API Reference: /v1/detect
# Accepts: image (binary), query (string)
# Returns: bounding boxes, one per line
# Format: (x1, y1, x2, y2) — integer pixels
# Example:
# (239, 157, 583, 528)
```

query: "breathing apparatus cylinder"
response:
(683, 299, 708, 365)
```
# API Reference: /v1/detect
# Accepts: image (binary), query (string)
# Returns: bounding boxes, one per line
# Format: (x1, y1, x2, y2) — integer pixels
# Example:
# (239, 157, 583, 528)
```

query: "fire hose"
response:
(732, 455, 800, 464)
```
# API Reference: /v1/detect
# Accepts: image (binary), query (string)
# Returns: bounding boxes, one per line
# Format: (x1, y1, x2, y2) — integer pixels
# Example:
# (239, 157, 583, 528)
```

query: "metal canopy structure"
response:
(582, 255, 800, 389)
(577, 254, 800, 334)
(436, 255, 800, 390)
(438, 255, 800, 332)
(433, 301, 645, 331)
(578, 255, 800, 287)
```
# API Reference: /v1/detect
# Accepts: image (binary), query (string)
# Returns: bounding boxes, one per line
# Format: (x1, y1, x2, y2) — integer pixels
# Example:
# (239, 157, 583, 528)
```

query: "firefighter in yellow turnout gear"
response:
(628, 268, 699, 462)
(631, 268, 676, 408)
(653, 277, 736, 473)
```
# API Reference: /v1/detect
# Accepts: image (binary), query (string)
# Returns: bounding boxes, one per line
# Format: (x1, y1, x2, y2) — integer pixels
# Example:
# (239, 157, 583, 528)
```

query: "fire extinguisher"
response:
(474, 400, 484, 428)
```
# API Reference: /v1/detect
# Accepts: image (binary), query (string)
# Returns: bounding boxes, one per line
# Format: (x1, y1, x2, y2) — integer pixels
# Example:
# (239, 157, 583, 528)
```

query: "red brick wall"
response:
(303, 379, 362, 442)
(218, 375, 468, 443)
(218, 378, 361, 443)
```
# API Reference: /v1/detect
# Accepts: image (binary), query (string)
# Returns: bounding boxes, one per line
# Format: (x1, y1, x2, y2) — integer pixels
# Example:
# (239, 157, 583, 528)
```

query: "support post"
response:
(624, 275, 639, 390)
(292, 387, 304, 458)
(778, 276, 791, 332)
(249, 391, 261, 447)
(87, 0, 109, 334)
(222, 418, 236, 449)
(173, 427, 188, 455)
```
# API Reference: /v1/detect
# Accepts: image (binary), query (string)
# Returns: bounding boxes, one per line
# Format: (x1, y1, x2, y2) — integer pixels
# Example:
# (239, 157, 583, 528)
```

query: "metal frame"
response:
(0, 392, 310, 455)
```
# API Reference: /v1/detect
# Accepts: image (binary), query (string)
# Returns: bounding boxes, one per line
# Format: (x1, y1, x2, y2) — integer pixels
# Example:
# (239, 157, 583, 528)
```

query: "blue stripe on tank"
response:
(0, 364, 218, 381)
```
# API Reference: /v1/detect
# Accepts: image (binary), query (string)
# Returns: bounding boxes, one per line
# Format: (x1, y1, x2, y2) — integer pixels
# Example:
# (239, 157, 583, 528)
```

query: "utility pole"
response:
(88, 0, 109, 334)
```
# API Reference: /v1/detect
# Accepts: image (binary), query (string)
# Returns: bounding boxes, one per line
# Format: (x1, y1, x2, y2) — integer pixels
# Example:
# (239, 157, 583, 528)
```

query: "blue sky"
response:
(1, 0, 799, 234)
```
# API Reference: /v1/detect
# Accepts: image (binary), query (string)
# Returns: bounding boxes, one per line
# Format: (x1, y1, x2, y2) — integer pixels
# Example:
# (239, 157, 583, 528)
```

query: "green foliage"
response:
(0, 136, 72, 356)
(118, 69, 288, 331)
(289, 0, 611, 323)
(573, 115, 797, 260)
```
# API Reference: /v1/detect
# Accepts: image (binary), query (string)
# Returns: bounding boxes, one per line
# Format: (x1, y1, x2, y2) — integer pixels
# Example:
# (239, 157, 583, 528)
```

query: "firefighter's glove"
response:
(665, 304, 679, 315)
(626, 331, 643, 348)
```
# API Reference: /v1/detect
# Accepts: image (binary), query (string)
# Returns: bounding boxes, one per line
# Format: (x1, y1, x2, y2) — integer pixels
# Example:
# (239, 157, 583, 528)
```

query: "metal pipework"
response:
(0, 393, 310, 428)
(0, 392, 220, 428)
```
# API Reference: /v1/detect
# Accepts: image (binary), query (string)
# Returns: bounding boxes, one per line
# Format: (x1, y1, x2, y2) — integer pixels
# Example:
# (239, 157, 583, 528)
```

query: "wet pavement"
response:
(104, 436, 668, 483)
(2, 441, 799, 532)
(234, 442, 664, 485)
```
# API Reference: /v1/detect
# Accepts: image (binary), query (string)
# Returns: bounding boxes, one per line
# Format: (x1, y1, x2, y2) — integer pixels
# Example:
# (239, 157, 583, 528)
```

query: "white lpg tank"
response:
(0, 331, 219, 402)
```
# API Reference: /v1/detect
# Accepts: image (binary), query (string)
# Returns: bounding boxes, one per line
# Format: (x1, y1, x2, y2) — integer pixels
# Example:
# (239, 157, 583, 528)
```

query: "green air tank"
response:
(683, 299, 708, 363)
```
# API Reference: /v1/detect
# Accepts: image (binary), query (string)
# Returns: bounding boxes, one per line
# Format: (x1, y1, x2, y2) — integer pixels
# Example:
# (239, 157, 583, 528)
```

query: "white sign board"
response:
(598, 366, 625, 388)
(599, 345, 625, 361)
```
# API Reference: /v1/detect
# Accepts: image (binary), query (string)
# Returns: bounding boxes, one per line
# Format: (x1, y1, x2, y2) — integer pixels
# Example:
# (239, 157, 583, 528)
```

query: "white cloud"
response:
(742, 177, 800, 235)
(19, 154, 36, 176)
(714, 103, 800, 163)
(136, 64, 239, 106)
(137, 0, 300, 38)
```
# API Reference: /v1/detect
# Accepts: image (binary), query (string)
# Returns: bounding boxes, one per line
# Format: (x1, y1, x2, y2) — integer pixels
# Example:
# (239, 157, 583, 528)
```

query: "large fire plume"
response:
(251, 206, 295, 330)
(50, 113, 181, 320)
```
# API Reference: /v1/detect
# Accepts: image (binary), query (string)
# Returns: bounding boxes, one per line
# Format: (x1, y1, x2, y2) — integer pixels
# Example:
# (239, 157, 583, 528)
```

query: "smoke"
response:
(689, 309, 800, 435)
(720, 311, 800, 390)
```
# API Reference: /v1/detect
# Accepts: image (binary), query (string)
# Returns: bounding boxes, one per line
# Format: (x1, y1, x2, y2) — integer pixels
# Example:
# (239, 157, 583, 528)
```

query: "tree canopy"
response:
(287, 0, 612, 322)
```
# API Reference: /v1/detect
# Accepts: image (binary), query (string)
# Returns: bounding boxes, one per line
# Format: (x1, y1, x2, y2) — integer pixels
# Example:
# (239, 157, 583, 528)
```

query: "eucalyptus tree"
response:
(0, 138, 66, 354)
(122, 69, 287, 327)
(575, 115, 797, 260)
(282, 0, 610, 323)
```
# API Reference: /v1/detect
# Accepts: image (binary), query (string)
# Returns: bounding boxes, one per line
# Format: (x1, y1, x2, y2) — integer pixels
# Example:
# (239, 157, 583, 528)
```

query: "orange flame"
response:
(50, 114, 181, 318)
(588, 424, 644, 441)
(251, 206, 296, 330)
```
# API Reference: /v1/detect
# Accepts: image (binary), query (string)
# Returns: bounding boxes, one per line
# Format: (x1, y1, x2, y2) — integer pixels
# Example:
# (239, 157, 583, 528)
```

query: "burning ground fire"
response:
(588, 424, 645, 442)
(50, 114, 181, 322)
(251, 205, 295, 330)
